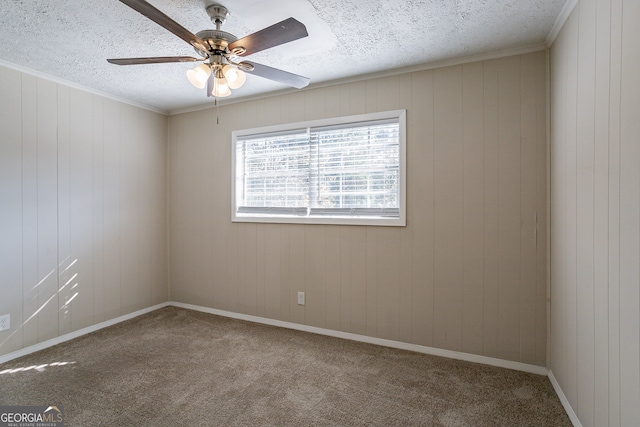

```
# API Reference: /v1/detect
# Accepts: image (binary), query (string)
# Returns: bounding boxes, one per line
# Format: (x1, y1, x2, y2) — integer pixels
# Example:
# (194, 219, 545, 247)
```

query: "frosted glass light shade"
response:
(223, 64, 246, 89)
(212, 74, 231, 97)
(186, 64, 211, 89)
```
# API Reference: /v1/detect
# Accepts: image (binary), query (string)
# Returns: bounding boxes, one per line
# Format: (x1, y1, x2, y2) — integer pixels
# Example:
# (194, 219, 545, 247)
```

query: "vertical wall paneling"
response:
(0, 64, 168, 358)
(550, 13, 568, 391)
(167, 113, 179, 303)
(462, 61, 485, 356)
(69, 88, 94, 331)
(278, 225, 291, 323)
(178, 111, 205, 305)
(403, 71, 434, 345)
(339, 226, 351, 332)
(348, 82, 367, 116)
(549, 0, 640, 425)
(349, 227, 367, 336)
(407, 71, 435, 346)
(187, 110, 204, 307)
(0, 67, 24, 354)
(169, 110, 188, 304)
(92, 96, 105, 324)
(325, 226, 342, 332)
(36, 78, 59, 343)
(289, 225, 305, 325)
(433, 65, 464, 352)
(193, 110, 208, 307)
(364, 79, 377, 114)
(365, 226, 378, 337)
(324, 85, 341, 119)
(179, 110, 196, 305)
(21, 73, 39, 348)
(138, 110, 152, 309)
(376, 227, 400, 341)
(255, 223, 266, 318)
(618, 0, 640, 423)
(264, 224, 281, 320)
(496, 56, 522, 362)
(168, 52, 548, 365)
(120, 104, 141, 313)
(575, 0, 596, 423)
(197, 110, 216, 310)
(482, 59, 500, 359)
(606, 0, 622, 423)
(150, 112, 168, 305)
(102, 99, 122, 320)
(592, 0, 611, 424)
(552, 18, 568, 390)
(208, 108, 229, 310)
(57, 86, 72, 334)
(305, 88, 326, 121)
(519, 52, 538, 365)
(535, 50, 548, 368)
(306, 225, 326, 329)
(243, 223, 258, 316)
(565, 10, 579, 408)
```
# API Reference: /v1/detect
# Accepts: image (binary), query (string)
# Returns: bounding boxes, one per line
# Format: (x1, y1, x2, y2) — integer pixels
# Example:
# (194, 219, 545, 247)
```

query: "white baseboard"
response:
(170, 301, 549, 376)
(0, 302, 170, 365)
(548, 370, 583, 427)
(0, 300, 550, 376)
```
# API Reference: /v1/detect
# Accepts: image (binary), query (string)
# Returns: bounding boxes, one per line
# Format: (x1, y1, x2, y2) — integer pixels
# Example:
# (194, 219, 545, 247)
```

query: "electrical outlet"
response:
(0, 314, 9, 332)
(297, 292, 305, 306)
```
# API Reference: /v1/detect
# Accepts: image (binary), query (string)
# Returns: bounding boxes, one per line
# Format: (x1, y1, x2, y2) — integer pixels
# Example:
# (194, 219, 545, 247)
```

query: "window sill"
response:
(231, 214, 406, 227)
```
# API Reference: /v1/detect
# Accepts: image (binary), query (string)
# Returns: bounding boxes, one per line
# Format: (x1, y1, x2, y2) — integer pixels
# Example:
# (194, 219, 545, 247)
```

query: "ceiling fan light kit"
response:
(223, 64, 247, 89)
(211, 67, 232, 97)
(107, 0, 310, 99)
(186, 63, 211, 89)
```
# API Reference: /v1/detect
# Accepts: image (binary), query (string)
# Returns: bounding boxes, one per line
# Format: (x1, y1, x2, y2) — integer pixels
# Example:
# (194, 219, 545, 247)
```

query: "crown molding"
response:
(545, 0, 579, 46)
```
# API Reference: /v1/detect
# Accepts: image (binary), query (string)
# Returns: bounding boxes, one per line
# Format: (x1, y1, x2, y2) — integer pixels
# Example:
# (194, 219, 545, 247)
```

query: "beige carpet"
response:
(0, 307, 571, 426)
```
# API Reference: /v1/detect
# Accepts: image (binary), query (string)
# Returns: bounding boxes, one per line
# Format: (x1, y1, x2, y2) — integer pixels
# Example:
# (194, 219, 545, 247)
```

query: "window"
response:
(232, 110, 406, 226)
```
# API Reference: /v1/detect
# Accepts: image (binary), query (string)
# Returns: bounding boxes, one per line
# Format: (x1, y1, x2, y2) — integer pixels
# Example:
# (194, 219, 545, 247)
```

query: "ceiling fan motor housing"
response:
(194, 29, 238, 56)
(200, 4, 246, 56)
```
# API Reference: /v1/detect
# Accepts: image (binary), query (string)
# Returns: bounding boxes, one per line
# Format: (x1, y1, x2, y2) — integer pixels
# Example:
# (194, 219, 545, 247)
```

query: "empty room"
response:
(0, 0, 638, 426)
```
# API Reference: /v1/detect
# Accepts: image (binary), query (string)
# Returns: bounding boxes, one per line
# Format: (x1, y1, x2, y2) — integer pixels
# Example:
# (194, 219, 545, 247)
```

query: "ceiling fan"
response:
(107, 0, 310, 98)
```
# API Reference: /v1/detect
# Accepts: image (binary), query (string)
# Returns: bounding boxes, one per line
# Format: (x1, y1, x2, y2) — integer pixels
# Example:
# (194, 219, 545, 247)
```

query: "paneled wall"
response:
(549, 0, 640, 425)
(169, 50, 548, 366)
(0, 65, 169, 357)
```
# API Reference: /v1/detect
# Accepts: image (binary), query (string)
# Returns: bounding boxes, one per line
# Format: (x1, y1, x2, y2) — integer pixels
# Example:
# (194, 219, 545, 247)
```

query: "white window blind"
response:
(309, 119, 399, 217)
(233, 110, 406, 226)
(238, 129, 310, 215)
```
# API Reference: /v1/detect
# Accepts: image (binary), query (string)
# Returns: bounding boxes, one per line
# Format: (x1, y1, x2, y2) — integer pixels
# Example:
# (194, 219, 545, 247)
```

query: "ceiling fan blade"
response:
(107, 56, 201, 65)
(228, 18, 308, 57)
(241, 61, 310, 89)
(118, 0, 208, 52)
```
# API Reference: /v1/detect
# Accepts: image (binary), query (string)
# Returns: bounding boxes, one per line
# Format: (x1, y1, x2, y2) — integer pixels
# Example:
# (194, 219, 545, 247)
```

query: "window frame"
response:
(231, 109, 406, 226)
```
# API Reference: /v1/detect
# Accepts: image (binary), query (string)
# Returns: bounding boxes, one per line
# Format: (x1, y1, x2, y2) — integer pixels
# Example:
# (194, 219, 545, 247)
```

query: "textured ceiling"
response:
(0, 0, 566, 113)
